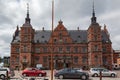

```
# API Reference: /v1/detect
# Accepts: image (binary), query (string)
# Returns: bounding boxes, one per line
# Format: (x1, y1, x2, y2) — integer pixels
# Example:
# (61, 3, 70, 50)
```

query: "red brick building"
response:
(10, 6, 114, 70)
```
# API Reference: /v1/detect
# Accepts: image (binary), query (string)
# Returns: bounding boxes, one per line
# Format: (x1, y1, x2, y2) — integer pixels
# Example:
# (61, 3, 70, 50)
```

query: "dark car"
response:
(54, 68, 89, 80)
(22, 68, 46, 77)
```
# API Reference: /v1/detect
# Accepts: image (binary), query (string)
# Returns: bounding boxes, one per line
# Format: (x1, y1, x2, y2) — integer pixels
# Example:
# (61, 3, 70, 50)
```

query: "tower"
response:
(19, 4, 34, 69)
(87, 1, 103, 67)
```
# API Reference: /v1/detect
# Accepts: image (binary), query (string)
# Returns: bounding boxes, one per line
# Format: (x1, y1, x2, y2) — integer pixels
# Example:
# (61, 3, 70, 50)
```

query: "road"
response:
(2, 70, 120, 80)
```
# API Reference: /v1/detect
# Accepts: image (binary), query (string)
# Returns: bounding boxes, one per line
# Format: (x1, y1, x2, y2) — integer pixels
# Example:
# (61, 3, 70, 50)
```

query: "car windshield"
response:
(91, 68, 108, 72)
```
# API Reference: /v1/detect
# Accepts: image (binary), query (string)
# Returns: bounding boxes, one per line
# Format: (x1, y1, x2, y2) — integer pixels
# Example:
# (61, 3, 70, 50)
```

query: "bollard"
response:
(6, 70, 9, 80)
(99, 70, 102, 80)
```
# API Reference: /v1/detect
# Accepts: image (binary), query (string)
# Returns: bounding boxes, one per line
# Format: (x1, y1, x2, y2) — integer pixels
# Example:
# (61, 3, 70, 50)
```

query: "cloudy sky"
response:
(0, 0, 120, 57)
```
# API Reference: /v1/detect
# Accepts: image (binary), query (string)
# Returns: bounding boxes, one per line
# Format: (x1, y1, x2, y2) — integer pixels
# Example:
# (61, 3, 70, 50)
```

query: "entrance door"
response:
(22, 63, 27, 70)
(58, 62, 63, 69)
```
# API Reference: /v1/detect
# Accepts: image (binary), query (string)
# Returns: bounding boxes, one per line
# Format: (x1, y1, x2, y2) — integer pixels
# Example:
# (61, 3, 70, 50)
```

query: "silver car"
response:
(90, 68, 117, 77)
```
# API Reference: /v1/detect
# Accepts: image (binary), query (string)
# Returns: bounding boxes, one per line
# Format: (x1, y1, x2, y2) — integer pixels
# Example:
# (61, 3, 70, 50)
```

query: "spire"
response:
(92, 0, 95, 17)
(25, 3, 31, 24)
(91, 0, 97, 24)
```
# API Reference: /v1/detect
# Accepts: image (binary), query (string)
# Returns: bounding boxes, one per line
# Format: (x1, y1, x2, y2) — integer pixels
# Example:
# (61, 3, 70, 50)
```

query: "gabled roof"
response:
(68, 30, 87, 43)
(11, 29, 111, 44)
(34, 30, 51, 43)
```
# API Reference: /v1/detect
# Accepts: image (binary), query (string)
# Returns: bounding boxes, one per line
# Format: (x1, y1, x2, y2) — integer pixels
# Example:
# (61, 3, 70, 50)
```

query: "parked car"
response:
(54, 68, 89, 80)
(0, 67, 15, 79)
(90, 68, 117, 77)
(74, 68, 83, 72)
(22, 68, 46, 77)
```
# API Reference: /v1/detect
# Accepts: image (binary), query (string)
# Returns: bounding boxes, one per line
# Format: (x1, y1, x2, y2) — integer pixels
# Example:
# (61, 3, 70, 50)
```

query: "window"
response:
(59, 32, 62, 39)
(81, 47, 87, 53)
(23, 45, 28, 52)
(78, 35, 80, 38)
(95, 55, 98, 64)
(35, 56, 40, 63)
(94, 45, 98, 51)
(74, 56, 78, 63)
(64, 39, 67, 43)
(119, 54, 120, 57)
(24, 28, 28, 33)
(42, 35, 44, 38)
(103, 46, 106, 52)
(24, 36, 28, 41)
(103, 56, 107, 65)
(82, 56, 87, 63)
(59, 47, 63, 53)
(23, 56, 27, 62)
(94, 35, 97, 41)
(54, 39, 57, 43)
(43, 47, 47, 52)
(66, 46, 70, 52)
(16, 57, 19, 62)
(35, 47, 40, 53)
(43, 56, 47, 63)
(74, 47, 78, 53)
(16, 48, 19, 53)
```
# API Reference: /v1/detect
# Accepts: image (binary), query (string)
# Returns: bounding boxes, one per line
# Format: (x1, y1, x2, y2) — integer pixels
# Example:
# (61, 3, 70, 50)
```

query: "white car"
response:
(90, 68, 117, 77)
(0, 67, 14, 79)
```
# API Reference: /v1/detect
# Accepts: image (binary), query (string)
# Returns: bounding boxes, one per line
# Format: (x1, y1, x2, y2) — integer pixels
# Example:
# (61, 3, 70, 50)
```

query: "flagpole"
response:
(51, 0, 54, 80)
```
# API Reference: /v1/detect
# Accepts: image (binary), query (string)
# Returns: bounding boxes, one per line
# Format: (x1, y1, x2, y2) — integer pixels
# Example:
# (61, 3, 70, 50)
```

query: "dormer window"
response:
(37, 40, 39, 43)
(42, 35, 44, 38)
(78, 35, 80, 38)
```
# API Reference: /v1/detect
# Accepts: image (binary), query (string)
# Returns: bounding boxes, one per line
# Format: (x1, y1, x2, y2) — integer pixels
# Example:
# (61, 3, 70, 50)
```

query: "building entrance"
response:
(54, 60, 72, 69)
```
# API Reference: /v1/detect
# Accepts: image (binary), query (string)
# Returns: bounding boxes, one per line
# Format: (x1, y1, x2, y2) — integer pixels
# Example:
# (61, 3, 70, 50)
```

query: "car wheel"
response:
(111, 73, 115, 77)
(81, 75, 87, 80)
(0, 74, 5, 79)
(23, 73, 27, 77)
(38, 74, 42, 77)
(59, 75, 64, 79)
(93, 73, 98, 77)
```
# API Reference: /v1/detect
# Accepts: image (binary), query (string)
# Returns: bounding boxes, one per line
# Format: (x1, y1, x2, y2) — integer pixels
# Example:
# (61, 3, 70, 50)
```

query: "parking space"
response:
(2, 70, 120, 80)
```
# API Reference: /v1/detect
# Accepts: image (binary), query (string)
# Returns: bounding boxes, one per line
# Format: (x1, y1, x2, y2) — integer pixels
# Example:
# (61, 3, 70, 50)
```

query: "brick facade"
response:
(10, 6, 115, 70)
